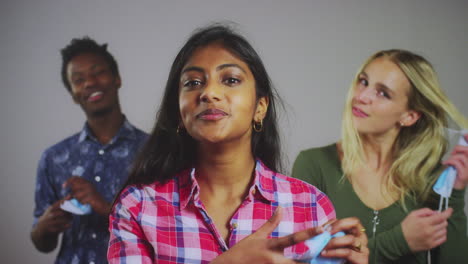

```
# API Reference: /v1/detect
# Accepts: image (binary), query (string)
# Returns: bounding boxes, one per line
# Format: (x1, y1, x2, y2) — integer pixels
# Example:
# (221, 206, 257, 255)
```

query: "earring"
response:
(177, 125, 182, 134)
(400, 122, 405, 127)
(253, 120, 263, 132)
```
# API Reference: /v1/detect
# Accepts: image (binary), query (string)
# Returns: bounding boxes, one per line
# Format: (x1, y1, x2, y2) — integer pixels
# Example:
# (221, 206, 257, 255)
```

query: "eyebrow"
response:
(216, 63, 246, 73)
(71, 64, 103, 76)
(360, 71, 395, 96)
(181, 63, 247, 74)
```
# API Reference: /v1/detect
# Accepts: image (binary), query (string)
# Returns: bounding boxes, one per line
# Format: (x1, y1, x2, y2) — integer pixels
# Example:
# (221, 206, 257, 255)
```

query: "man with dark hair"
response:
(31, 37, 147, 264)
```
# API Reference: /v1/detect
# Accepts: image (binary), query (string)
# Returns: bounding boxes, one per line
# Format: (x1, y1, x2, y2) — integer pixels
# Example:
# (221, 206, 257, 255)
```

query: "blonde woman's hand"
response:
(210, 206, 323, 264)
(321, 217, 369, 264)
(401, 207, 453, 252)
(443, 134, 468, 190)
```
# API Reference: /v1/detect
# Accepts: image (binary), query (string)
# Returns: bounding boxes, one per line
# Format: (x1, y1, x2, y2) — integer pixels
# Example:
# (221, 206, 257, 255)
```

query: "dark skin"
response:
(31, 52, 124, 252)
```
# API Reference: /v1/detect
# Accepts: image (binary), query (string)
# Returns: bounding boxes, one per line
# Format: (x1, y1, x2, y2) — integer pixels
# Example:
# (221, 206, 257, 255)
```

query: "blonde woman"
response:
(292, 49, 468, 263)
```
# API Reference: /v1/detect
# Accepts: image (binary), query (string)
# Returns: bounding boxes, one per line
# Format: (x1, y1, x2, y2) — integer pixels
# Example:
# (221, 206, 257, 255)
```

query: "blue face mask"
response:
(433, 131, 467, 211)
(295, 224, 346, 264)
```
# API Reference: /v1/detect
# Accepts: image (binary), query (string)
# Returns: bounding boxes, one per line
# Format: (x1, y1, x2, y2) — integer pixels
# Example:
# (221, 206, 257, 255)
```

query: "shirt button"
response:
(94, 176, 101, 182)
(91, 233, 97, 239)
(98, 149, 105, 155)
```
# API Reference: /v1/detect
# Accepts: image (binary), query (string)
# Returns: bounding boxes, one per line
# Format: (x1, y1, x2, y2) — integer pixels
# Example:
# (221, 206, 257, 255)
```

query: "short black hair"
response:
(60, 36, 119, 92)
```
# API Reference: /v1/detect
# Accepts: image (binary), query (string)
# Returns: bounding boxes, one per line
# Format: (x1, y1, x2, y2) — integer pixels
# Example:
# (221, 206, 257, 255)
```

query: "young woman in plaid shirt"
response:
(108, 24, 369, 264)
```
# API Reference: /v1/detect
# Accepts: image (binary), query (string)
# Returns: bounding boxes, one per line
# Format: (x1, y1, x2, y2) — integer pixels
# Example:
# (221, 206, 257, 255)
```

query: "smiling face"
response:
(178, 43, 267, 145)
(351, 57, 421, 136)
(67, 52, 121, 117)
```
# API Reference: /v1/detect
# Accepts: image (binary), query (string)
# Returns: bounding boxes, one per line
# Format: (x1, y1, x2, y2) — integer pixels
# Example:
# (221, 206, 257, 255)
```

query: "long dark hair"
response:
(125, 24, 283, 188)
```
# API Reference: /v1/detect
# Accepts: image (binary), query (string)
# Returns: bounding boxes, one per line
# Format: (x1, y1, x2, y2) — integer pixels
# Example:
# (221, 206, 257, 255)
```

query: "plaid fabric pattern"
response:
(108, 160, 336, 264)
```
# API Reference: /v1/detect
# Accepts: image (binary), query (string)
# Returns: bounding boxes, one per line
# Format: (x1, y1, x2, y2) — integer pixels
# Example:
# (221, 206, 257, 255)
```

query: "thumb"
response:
(253, 206, 283, 238)
(441, 207, 453, 219)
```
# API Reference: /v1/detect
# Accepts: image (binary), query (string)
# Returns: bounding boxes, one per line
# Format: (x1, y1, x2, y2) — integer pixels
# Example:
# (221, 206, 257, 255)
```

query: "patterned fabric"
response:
(33, 118, 148, 264)
(108, 160, 336, 264)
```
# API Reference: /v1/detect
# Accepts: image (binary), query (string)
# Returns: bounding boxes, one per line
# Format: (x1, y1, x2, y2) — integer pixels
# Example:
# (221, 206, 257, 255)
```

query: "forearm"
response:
(368, 224, 411, 262)
(30, 225, 59, 253)
(433, 189, 468, 262)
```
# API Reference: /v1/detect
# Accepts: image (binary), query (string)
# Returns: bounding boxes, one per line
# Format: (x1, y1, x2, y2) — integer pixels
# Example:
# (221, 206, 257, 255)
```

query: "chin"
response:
(86, 106, 114, 117)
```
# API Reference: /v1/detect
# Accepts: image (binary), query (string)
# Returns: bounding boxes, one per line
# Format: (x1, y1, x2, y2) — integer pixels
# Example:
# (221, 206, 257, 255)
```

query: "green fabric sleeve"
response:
(432, 188, 468, 263)
(369, 222, 412, 262)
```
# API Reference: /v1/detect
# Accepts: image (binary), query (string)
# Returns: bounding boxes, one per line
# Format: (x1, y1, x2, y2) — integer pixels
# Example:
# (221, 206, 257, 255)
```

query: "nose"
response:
(83, 73, 98, 89)
(355, 86, 373, 104)
(200, 81, 222, 103)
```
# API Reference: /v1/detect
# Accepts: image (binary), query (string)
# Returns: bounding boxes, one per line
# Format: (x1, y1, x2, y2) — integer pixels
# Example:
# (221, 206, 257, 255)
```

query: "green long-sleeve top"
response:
(292, 144, 468, 264)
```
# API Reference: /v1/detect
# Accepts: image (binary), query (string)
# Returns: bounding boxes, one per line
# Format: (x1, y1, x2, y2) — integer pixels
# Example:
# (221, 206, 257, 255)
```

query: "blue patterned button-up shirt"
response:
(33, 118, 148, 264)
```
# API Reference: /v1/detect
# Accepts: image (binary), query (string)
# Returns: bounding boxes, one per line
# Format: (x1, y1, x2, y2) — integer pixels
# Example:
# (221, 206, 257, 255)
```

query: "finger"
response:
(444, 155, 467, 172)
(253, 206, 283, 238)
(431, 227, 448, 243)
(411, 208, 436, 217)
(322, 247, 368, 264)
(321, 247, 353, 258)
(63, 176, 81, 188)
(428, 208, 453, 225)
(270, 226, 322, 250)
(329, 218, 361, 235)
(431, 233, 448, 248)
(324, 234, 355, 250)
(62, 194, 73, 201)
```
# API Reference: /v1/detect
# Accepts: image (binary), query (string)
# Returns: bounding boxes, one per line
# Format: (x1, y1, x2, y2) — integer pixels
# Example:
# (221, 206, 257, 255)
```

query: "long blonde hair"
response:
(341, 49, 468, 206)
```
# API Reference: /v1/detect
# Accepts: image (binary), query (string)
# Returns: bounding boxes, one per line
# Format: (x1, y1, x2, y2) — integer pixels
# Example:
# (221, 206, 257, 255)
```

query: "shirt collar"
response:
(178, 159, 276, 210)
(77, 116, 138, 144)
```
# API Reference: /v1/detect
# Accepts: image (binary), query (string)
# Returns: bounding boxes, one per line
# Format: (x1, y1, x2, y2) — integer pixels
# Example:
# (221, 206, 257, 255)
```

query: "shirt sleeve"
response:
(369, 222, 412, 262)
(108, 186, 154, 264)
(432, 189, 468, 263)
(315, 192, 337, 226)
(33, 151, 57, 227)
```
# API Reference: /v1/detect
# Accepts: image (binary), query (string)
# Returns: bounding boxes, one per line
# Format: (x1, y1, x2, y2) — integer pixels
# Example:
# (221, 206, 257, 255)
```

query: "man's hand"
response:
(31, 199, 72, 252)
(64, 176, 111, 216)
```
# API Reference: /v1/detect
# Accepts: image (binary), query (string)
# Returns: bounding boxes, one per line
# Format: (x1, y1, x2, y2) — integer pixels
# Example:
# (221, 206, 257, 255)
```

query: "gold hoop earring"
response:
(253, 120, 263, 132)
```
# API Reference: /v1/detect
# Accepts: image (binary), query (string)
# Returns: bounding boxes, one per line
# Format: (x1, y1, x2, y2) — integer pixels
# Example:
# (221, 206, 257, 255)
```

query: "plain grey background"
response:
(1, 0, 467, 262)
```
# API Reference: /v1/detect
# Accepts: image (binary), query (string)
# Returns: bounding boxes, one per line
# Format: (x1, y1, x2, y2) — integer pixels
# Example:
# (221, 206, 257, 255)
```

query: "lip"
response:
(87, 91, 104, 102)
(196, 108, 228, 120)
(352, 106, 369, 118)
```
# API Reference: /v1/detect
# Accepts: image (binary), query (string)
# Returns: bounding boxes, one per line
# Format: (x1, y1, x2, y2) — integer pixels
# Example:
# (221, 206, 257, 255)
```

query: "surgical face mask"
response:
(295, 224, 346, 264)
(433, 129, 468, 211)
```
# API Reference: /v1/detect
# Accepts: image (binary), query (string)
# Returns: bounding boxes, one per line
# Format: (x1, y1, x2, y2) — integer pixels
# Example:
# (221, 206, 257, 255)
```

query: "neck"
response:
(86, 106, 124, 144)
(195, 139, 256, 201)
(360, 129, 399, 171)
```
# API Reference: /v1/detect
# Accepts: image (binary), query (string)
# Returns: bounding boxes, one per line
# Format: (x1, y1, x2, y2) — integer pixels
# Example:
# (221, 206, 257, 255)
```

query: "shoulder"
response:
(39, 132, 81, 162)
(271, 172, 336, 223)
(273, 172, 330, 199)
(133, 127, 149, 141)
(116, 178, 177, 208)
(123, 119, 149, 140)
(296, 143, 338, 163)
(294, 143, 340, 170)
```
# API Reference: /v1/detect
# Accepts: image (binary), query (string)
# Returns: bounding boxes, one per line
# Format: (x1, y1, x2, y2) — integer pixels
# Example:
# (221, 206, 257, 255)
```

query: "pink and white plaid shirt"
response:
(108, 160, 336, 263)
